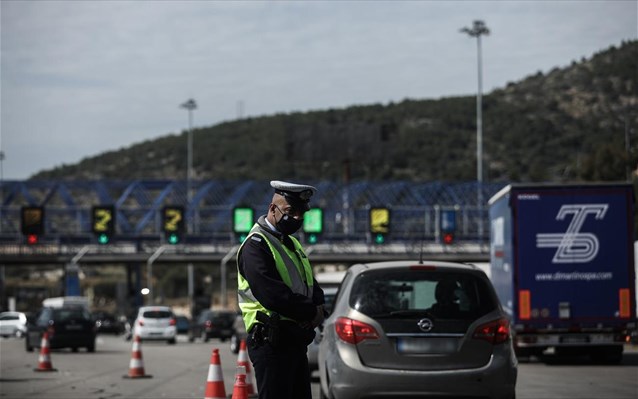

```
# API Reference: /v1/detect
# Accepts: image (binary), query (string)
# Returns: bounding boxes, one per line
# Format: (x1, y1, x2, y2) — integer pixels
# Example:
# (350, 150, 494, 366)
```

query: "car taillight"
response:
(205, 320, 212, 327)
(473, 318, 510, 344)
(138, 320, 144, 327)
(169, 318, 176, 326)
(335, 317, 379, 345)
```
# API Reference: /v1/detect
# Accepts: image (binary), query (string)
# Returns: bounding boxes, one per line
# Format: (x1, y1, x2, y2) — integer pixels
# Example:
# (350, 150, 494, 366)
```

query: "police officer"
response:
(237, 180, 325, 399)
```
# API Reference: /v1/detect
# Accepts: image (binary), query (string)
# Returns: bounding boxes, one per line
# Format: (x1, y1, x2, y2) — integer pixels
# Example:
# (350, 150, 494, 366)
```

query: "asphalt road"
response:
(1, 334, 637, 398)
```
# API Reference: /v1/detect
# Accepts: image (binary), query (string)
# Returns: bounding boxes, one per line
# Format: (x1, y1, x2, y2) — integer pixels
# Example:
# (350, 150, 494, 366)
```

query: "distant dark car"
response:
(25, 306, 96, 352)
(189, 309, 235, 342)
(175, 315, 190, 334)
(92, 311, 124, 334)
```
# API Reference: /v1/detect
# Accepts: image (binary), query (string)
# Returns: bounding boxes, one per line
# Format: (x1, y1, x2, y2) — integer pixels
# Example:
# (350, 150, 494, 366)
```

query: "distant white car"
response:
(133, 306, 177, 344)
(0, 312, 27, 338)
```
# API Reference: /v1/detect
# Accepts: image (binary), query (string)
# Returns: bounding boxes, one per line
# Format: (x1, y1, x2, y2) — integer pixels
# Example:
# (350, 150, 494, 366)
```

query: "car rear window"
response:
(142, 310, 172, 319)
(52, 308, 91, 322)
(349, 269, 497, 320)
(210, 312, 235, 322)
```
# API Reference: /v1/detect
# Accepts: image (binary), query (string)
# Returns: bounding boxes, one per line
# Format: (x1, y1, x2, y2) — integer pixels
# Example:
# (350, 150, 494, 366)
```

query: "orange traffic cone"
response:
(230, 365, 248, 399)
(204, 348, 226, 399)
(123, 335, 152, 379)
(34, 331, 57, 372)
(236, 339, 256, 395)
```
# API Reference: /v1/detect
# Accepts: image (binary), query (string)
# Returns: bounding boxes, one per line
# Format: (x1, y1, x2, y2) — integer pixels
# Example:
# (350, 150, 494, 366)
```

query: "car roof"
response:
(348, 260, 483, 275)
(45, 305, 88, 311)
(138, 306, 172, 312)
(201, 309, 235, 315)
(315, 271, 347, 285)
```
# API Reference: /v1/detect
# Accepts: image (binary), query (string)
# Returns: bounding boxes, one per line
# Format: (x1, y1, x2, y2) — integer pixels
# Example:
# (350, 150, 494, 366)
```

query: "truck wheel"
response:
(514, 347, 532, 361)
(591, 346, 622, 364)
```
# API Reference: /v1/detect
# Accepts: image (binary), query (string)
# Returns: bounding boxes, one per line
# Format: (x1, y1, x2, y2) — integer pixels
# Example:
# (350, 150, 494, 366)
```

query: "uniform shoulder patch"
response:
(250, 236, 262, 243)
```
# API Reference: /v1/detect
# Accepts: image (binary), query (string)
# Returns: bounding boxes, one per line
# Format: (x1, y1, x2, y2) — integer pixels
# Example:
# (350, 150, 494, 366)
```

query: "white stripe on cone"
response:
(207, 363, 223, 382)
(129, 358, 144, 369)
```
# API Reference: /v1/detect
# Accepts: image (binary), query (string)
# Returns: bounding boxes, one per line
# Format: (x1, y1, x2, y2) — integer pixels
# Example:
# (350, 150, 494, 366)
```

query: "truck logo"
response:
(536, 204, 608, 263)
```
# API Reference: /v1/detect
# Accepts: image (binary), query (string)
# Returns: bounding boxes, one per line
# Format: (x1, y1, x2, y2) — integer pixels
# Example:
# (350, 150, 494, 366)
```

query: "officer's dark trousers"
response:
(247, 334, 311, 399)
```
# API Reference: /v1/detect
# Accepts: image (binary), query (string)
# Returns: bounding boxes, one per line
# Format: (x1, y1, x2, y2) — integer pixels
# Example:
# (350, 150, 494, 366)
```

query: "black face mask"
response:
(275, 206, 303, 236)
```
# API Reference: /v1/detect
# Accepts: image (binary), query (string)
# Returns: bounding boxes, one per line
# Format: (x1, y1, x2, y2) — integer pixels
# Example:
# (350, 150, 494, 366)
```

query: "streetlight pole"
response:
(180, 99, 197, 216)
(180, 98, 197, 317)
(461, 20, 489, 242)
(0, 150, 4, 234)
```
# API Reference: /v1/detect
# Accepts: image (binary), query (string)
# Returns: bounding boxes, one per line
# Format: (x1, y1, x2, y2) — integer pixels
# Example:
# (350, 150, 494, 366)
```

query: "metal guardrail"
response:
(0, 240, 490, 265)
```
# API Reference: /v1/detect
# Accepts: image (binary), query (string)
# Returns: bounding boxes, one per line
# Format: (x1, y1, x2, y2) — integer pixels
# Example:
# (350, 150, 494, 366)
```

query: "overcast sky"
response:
(1, 0, 636, 180)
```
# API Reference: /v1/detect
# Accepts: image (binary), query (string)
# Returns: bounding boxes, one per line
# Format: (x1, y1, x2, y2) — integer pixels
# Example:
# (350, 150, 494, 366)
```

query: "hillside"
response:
(33, 40, 637, 183)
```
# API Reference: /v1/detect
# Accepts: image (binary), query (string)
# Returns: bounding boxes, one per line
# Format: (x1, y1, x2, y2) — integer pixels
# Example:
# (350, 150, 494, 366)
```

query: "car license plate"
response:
(66, 325, 83, 330)
(561, 335, 588, 344)
(396, 337, 457, 354)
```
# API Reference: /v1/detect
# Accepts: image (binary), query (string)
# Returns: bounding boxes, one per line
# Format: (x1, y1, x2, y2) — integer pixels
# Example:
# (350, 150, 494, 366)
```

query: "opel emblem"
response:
(417, 318, 433, 332)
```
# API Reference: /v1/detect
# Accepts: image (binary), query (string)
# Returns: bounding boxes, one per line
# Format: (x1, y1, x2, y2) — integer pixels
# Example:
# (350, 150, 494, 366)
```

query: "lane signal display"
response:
(92, 206, 115, 244)
(21, 206, 44, 245)
(440, 209, 457, 245)
(163, 206, 185, 244)
(233, 207, 254, 243)
(370, 207, 390, 244)
(303, 208, 323, 244)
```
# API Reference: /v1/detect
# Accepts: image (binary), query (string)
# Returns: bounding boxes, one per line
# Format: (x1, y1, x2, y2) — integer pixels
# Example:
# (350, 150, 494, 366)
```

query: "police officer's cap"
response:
(270, 180, 317, 212)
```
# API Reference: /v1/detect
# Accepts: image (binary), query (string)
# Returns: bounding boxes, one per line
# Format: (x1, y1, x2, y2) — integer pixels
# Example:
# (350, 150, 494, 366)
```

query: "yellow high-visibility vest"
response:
(237, 223, 314, 332)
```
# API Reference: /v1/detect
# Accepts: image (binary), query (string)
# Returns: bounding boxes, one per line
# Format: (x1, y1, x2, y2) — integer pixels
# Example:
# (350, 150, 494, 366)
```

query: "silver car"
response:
(318, 260, 517, 399)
